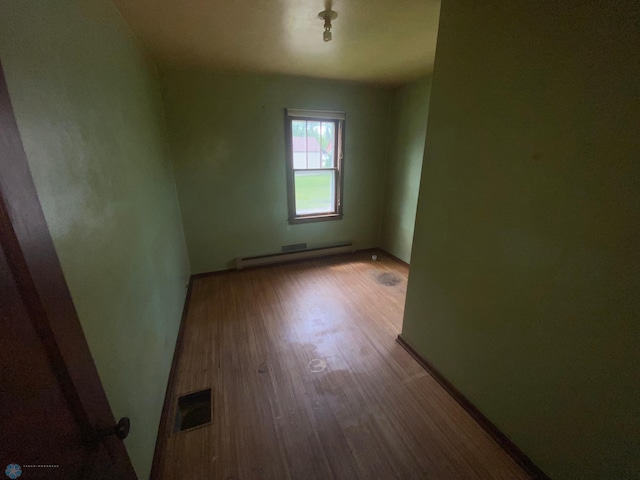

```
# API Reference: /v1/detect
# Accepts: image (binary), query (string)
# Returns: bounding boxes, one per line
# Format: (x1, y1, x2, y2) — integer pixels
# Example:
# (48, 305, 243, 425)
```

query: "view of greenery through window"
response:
(292, 120, 336, 215)
(294, 171, 334, 214)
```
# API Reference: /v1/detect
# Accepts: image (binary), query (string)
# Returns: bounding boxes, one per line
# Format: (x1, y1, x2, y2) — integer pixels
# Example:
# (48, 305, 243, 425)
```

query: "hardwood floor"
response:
(159, 252, 531, 479)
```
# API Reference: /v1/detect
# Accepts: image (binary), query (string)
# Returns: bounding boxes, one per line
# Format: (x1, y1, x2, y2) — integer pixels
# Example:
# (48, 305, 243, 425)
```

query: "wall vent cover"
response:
(282, 243, 307, 252)
(174, 388, 212, 433)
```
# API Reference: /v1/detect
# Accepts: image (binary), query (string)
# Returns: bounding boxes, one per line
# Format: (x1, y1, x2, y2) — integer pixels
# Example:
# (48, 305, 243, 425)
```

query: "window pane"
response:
(320, 122, 335, 168)
(294, 170, 335, 215)
(292, 120, 307, 169)
(306, 121, 321, 169)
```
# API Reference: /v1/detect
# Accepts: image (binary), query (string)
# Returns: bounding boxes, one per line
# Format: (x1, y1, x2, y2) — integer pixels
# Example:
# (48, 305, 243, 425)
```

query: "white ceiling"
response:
(111, 0, 441, 86)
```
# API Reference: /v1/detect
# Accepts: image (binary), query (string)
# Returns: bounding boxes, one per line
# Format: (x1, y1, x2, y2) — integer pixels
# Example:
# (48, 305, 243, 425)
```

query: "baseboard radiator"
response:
(236, 243, 353, 270)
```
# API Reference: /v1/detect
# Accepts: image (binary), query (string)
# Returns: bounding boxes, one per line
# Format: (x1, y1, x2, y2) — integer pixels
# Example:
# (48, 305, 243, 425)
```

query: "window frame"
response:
(284, 109, 345, 224)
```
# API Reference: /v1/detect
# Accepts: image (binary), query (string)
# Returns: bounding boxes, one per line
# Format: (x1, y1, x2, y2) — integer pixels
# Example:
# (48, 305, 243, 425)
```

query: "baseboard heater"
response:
(236, 243, 353, 270)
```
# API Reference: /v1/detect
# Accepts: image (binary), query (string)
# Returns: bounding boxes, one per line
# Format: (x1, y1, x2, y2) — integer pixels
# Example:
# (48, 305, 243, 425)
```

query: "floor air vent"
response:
(174, 388, 212, 433)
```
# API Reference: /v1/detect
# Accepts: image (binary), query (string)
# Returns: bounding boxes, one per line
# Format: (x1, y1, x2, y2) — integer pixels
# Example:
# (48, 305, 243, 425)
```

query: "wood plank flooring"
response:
(160, 252, 531, 479)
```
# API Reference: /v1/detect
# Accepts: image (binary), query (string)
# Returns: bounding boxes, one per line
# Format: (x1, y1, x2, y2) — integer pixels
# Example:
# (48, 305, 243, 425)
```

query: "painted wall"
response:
(160, 69, 392, 274)
(380, 77, 432, 263)
(402, 2, 640, 479)
(0, 0, 190, 477)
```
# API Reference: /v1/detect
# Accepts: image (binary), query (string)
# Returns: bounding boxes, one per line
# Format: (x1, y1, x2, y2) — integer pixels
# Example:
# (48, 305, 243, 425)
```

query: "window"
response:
(285, 109, 345, 224)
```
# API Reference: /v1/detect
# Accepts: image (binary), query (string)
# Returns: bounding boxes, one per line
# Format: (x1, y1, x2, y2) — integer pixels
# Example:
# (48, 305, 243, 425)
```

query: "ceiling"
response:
(111, 0, 441, 86)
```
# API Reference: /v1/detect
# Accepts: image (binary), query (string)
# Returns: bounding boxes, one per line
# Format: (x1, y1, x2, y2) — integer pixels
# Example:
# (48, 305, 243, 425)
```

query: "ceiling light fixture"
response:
(318, 9, 338, 42)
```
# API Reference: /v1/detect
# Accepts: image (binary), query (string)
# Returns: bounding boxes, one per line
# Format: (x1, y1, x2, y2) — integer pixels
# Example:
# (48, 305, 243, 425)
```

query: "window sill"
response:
(288, 213, 343, 225)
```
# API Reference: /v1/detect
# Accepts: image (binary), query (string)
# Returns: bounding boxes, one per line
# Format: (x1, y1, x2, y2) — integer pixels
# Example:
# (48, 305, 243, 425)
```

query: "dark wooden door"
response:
(0, 62, 137, 480)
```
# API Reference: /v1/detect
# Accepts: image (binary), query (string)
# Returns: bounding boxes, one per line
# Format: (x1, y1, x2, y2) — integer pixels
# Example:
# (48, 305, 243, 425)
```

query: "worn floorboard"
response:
(160, 252, 531, 479)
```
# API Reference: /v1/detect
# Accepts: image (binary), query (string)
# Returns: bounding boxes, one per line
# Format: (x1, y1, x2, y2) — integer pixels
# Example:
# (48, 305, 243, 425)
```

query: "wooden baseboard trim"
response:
(191, 268, 236, 280)
(352, 247, 379, 255)
(150, 278, 194, 480)
(379, 248, 409, 268)
(396, 334, 550, 480)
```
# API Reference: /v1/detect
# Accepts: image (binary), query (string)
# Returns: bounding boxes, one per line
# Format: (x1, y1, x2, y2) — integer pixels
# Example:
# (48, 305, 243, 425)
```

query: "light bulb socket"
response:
(318, 9, 337, 43)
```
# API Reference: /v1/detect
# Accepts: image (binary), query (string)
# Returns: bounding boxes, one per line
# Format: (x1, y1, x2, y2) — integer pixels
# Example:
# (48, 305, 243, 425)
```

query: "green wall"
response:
(160, 69, 392, 274)
(0, 1, 190, 477)
(403, 2, 640, 479)
(380, 77, 431, 263)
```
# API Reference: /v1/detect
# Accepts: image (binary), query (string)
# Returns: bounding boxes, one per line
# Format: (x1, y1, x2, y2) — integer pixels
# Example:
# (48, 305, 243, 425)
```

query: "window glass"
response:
(285, 110, 344, 223)
(294, 170, 336, 215)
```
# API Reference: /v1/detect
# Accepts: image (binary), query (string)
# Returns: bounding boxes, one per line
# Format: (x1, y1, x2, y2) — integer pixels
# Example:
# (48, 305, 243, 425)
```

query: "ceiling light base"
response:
(318, 10, 338, 21)
(318, 9, 338, 42)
